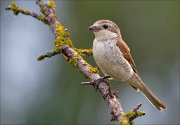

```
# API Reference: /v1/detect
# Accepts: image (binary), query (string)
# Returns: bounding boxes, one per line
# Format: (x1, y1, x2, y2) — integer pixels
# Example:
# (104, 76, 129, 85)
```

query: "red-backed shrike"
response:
(89, 20, 166, 111)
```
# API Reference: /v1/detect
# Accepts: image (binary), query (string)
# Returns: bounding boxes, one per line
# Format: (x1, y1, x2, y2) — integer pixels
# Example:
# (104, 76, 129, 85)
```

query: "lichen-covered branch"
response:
(5, 1, 47, 24)
(5, 1, 145, 124)
(37, 49, 60, 61)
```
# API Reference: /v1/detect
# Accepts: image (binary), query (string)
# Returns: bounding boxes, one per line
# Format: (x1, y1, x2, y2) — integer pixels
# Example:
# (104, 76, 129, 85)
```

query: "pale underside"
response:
(93, 37, 134, 82)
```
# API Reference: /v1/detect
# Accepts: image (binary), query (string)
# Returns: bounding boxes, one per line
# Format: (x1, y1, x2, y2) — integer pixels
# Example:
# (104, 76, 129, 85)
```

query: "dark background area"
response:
(1, 0, 179, 124)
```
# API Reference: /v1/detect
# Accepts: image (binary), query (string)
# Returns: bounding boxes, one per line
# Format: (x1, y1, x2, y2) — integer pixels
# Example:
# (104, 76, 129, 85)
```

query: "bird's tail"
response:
(128, 73, 167, 111)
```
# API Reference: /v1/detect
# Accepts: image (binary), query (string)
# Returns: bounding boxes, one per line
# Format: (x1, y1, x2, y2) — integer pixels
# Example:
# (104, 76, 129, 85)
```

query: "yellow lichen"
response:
(120, 114, 130, 125)
(69, 54, 79, 68)
(10, 1, 19, 9)
(6, 1, 20, 15)
(48, 0, 55, 8)
(119, 111, 145, 125)
(120, 119, 130, 125)
(56, 23, 64, 35)
(54, 22, 75, 51)
(126, 111, 145, 122)
(88, 66, 99, 73)
(38, 15, 45, 21)
(76, 49, 93, 56)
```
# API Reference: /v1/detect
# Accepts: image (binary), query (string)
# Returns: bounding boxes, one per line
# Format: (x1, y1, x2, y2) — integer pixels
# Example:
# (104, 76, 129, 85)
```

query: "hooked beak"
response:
(89, 25, 100, 32)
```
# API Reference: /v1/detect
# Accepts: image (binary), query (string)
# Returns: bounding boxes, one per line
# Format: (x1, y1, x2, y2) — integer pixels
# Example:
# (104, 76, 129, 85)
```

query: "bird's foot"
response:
(81, 76, 111, 90)
(81, 76, 111, 85)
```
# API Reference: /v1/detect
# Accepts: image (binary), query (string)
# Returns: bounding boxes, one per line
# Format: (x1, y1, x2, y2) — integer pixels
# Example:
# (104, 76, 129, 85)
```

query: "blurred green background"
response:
(0, 0, 179, 124)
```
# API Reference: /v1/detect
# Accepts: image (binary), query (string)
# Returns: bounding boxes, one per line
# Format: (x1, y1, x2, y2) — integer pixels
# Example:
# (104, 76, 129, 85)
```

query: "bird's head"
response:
(89, 20, 121, 40)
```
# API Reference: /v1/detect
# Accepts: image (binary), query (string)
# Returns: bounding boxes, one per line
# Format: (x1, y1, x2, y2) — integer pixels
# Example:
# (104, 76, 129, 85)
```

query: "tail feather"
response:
(128, 73, 166, 111)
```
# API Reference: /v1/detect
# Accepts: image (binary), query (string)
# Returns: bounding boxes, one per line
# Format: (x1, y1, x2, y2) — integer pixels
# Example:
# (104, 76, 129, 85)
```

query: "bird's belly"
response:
(93, 40, 134, 81)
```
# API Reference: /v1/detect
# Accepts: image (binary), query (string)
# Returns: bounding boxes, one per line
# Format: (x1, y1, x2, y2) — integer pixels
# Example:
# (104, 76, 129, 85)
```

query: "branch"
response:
(37, 49, 60, 61)
(6, 1, 145, 124)
(5, 1, 47, 24)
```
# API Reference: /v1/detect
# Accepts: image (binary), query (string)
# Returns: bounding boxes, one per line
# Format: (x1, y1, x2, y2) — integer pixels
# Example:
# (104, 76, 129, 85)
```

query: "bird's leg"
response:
(81, 76, 116, 99)
(102, 75, 111, 80)
(81, 75, 111, 86)
(81, 76, 111, 90)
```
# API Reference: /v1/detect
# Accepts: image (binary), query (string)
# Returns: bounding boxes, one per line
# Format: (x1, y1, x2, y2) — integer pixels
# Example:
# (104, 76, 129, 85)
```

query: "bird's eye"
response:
(103, 24, 108, 29)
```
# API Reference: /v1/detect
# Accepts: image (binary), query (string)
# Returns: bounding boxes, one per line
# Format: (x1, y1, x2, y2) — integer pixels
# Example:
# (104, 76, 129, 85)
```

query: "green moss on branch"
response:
(120, 110, 145, 125)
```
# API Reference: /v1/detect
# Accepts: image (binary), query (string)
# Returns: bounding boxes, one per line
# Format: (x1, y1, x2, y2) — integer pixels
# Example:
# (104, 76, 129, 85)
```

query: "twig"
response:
(37, 49, 60, 61)
(5, 1, 48, 24)
(121, 104, 145, 125)
(133, 103, 142, 111)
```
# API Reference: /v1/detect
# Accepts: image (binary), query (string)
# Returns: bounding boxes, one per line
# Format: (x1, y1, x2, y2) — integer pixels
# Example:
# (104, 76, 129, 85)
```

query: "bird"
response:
(89, 19, 166, 111)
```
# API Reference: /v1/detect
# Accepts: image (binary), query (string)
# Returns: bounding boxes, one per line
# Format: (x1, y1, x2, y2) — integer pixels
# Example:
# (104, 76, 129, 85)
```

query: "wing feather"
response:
(116, 38, 138, 74)
(116, 38, 139, 91)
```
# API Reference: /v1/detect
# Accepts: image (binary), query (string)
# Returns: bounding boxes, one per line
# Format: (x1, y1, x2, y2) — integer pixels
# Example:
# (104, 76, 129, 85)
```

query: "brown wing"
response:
(116, 38, 139, 91)
(116, 38, 138, 74)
